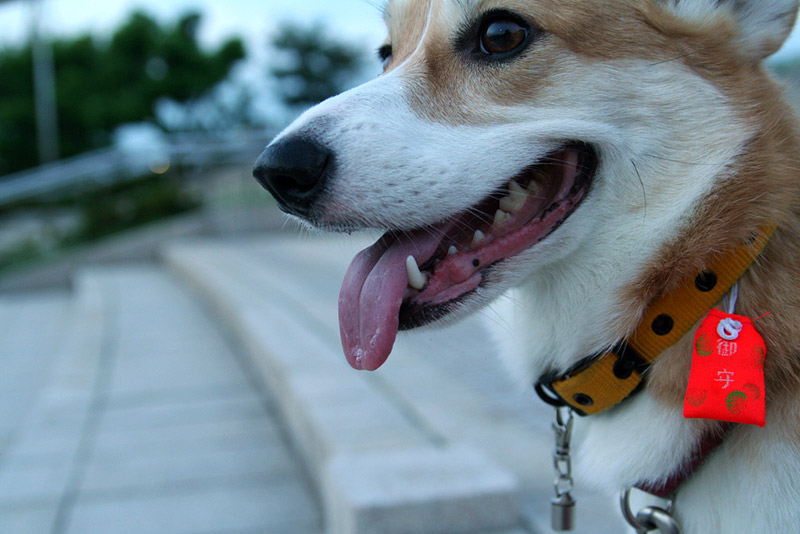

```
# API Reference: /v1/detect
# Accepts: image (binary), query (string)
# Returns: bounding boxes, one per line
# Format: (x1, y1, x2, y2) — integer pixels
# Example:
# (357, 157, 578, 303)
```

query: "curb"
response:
(164, 239, 525, 534)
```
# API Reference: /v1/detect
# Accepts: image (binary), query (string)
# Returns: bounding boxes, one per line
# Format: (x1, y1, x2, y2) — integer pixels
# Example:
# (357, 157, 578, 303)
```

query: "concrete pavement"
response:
(0, 231, 627, 534)
(165, 234, 627, 534)
(0, 268, 322, 534)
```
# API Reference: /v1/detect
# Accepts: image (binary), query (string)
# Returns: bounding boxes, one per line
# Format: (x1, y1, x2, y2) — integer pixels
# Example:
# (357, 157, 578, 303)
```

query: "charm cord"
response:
(551, 406, 576, 531)
(724, 282, 739, 315)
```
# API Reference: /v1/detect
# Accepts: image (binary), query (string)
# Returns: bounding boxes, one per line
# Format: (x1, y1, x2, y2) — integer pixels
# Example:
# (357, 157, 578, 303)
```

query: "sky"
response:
(0, 0, 389, 127)
(0, 0, 388, 53)
(2, 0, 800, 63)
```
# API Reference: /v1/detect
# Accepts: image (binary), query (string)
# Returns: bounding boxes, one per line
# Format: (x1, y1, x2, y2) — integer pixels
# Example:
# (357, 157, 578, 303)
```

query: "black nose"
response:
(253, 137, 332, 217)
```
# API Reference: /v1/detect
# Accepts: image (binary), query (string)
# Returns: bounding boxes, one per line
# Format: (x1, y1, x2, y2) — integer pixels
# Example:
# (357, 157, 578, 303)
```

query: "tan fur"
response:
(634, 60, 800, 421)
(391, 0, 688, 123)
(383, 0, 432, 69)
(393, 1, 564, 123)
(387, 0, 751, 123)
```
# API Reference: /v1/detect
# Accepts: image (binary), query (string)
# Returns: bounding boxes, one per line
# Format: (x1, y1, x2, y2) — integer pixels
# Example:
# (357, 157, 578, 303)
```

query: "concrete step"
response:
(0, 266, 324, 534)
(165, 235, 628, 534)
(0, 291, 72, 457)
(0, 273, 108, 532)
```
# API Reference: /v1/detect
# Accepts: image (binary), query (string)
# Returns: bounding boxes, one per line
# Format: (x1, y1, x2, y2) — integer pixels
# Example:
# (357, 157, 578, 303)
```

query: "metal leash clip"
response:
(551, 406, 576, 531)
(621, 488, 682, 534)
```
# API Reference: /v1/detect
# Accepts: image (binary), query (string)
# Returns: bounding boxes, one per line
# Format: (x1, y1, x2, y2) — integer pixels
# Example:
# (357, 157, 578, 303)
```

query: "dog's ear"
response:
(661, 0, 799, 60)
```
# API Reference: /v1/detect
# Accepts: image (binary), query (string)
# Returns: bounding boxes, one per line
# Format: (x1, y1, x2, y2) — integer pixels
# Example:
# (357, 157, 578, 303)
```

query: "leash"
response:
(535, 225, 775, 532)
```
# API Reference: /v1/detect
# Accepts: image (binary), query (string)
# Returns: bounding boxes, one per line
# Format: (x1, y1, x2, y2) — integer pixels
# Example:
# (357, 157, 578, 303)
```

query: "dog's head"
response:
(255, 0, 800, 375)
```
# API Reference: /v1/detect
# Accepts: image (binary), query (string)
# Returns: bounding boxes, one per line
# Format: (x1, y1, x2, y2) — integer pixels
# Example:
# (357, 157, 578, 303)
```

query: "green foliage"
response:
(0, 45, 37, 174)
(0, 239, 41, 272)
(270, 21, 368, 108)
(0, 11, 245, 175)
(0, 171, 199, 273)
(71, 173, 199, 241)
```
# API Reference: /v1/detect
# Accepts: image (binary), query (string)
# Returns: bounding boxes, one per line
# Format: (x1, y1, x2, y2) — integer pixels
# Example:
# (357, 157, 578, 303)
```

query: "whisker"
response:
(640, 154, 723, 167)
(646, 44, 717, 67)
(630, 158, 647, 222)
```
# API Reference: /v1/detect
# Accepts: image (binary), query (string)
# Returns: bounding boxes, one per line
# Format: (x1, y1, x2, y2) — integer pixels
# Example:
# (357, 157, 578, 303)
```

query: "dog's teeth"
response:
(499, 195, 525, 213)
(405, 255, 427, 290)
(471, 230, 486, 248)
(448, 246, 458, 256)
(492, 209, 510, 228)
(509, 180, 526, 195)
(527, 179, 542, 195)
(499, 180, 528, 213)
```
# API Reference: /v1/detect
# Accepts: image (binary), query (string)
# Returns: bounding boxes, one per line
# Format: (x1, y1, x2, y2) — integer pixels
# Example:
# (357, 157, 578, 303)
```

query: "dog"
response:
(253, 0, 800, 531)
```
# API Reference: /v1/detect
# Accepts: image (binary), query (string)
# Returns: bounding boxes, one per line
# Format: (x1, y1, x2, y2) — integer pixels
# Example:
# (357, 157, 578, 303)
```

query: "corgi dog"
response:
(253, 0, 800, 531)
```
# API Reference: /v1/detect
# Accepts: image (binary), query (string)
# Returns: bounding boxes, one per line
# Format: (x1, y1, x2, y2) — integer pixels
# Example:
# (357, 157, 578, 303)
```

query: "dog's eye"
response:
(378, 44, 393, 69)
(480, 19, 530, 56)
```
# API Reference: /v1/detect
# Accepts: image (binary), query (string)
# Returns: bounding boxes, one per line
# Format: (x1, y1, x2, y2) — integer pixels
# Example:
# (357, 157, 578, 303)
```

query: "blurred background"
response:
(1, 0, 800, 281)
(2, 0, 800, 288)
(0, 0, 385, 280)
(1, 2, 800, 534)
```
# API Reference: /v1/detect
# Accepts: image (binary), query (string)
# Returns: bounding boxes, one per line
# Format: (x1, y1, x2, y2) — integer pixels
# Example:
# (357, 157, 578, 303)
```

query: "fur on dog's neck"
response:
(566, 63, 800, 528)
(488, 42, 800, 527)
(641, 78, 800, 420)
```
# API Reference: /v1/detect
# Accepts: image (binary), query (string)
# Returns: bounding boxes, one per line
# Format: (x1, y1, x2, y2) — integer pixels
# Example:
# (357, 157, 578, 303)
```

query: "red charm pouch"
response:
(684, 309, 766, 427)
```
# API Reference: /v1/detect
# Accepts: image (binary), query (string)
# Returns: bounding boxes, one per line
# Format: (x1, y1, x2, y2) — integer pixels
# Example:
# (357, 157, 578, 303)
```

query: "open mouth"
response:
(338, 143, 598, 371)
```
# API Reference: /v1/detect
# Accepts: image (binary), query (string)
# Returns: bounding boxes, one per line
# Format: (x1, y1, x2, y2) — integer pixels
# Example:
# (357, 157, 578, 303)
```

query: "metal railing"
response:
(0, 131, 273, 205)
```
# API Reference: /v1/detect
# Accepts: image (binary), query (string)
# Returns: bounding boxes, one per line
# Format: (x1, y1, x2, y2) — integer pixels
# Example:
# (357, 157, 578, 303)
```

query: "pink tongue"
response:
(339, 230, 441, 371)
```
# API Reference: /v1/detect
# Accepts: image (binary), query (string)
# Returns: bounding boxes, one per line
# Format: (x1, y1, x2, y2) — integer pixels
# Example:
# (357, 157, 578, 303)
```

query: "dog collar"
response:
(535, 225, 776, 416)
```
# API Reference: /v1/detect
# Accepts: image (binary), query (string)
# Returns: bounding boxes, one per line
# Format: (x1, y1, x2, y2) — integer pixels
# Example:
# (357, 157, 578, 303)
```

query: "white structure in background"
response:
(113, 123, 171, 175)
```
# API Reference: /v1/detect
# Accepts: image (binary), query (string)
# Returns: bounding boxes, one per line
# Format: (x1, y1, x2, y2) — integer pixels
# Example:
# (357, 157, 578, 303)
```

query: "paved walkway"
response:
(166, 235, 627, 534)
(0, 232, 627, 534)
(0, 267, 322, 534)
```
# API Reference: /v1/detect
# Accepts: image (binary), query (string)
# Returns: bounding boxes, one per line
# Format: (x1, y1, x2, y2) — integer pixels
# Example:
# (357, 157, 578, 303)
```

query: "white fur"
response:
(676, 419, 800, 531)
(263, 0, 799, 531)
(665, 0, 798, 58)
(574, 392, 699, 490)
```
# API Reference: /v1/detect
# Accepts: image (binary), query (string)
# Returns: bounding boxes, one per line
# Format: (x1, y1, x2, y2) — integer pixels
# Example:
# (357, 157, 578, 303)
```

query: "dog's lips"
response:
(338, 145, 597, 371)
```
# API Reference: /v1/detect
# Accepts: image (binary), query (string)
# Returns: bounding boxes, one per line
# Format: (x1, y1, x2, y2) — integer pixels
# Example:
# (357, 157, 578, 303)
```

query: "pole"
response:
(30, 0, 59, 163)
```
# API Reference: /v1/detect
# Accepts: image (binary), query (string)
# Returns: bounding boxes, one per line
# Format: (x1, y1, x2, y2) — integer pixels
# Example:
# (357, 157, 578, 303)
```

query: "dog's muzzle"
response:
(253, 137, 332, 217)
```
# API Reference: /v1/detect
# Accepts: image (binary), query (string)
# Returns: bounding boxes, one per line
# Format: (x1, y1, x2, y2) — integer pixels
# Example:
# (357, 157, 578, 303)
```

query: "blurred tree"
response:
(0, 11, 245, 175)
(269, 21, 368, 109)
(155, 78, 264, 133)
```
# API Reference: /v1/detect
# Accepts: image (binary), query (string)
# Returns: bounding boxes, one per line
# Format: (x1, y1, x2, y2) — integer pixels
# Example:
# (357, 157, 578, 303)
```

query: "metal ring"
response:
(620, 488, 651, 532)
(621, 488, 679, 532)
(636, 506, 683, 534)
(553, 456, 571, 474)
(535, 381, 567, 408)
(555, 475, 573, 496)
